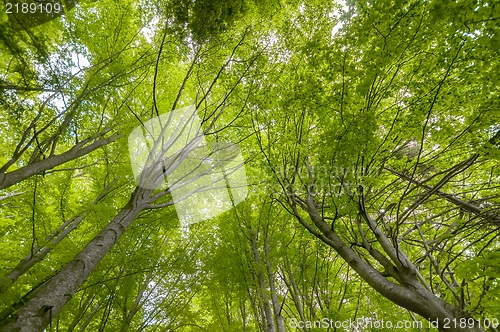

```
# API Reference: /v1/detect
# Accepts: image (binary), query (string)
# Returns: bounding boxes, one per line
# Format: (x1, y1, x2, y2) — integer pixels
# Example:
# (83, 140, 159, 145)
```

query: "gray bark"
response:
(282, 264, 308, 331)
(0, 133, 116, 190)
(264, 236, 285, 332)
(249, 227, 276, 332)
(0, 178, 117, 293)
(289, 191, 485, 332)
(0, 215, 85, 293)
(0, 186, 152, 332)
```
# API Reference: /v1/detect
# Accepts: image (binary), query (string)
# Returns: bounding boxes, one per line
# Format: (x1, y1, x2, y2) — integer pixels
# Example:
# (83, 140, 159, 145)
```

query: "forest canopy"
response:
(0, 0, 499, 331)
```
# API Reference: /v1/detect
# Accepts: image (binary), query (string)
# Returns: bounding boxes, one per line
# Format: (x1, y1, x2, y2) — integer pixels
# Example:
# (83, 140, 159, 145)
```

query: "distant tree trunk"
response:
(78, 303, 100, 332)
(282, 261, 308, 332)
(241, 262, 265, 331)
(264, 236, 285, 332)
(0, 215, 85, 293)
(248, 227, 276, 332)
(0, 178, 117, 293)
(238, 299, 248, 332)
(120, 271, 152, 332)
(66, 292, 96, 332)
(0, 186, 153, 332)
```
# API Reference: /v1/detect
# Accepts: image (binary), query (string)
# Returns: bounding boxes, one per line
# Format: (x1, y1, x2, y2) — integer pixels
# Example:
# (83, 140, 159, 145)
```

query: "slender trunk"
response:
(239, 299, 247, 332)
(0, 215, 85, 293)
(0, 178, 117, 293)
(66, 293, 96, 332)
(249, 227, 276, 332)
(120, 271, 152, 332)
(0, 133, 116, 190)
(264, 237, 285, 332)
(225, 293, 232, 327)
(282, 265, 308, 332)
(386, 167, 500, 226)
(77, 303, 100, 332)
(0, 186, 152, 332)
(241, 261, 264, 331)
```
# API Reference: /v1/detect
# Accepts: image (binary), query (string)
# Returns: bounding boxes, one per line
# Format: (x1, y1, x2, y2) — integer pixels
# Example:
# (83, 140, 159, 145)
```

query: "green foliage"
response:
(1, 0, 499, 330)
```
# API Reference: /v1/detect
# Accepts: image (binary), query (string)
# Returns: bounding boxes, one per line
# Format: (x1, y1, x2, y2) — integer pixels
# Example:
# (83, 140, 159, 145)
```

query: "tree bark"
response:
(120, 271, 152, 332)
(0, 186, 152, 332)
(248, 227, 276, 332)
(0, 133, 116, 190)
(0, 215, 85, 293)
(0, 178, 117, 293)
(264, 236, 285, 332)
(289, 191, 485, 332)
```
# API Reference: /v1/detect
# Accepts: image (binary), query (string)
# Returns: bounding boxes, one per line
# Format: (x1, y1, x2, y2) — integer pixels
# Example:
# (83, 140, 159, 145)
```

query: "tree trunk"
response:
(0, 186, 152, 332)
(290, 193, 485, 332)
(66, 292, 96, 332)
(238, 299, 247, 332)
(0, 133, 116, 190)
(282, 264, 308, 332)
(120, 271, 152, 332)
(249, 227, 276, 332)
(0, 177, 117, 293)
(78, 303, 100, 332)
(264, 236, 285, 332)
(0, 215, 85, 293)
